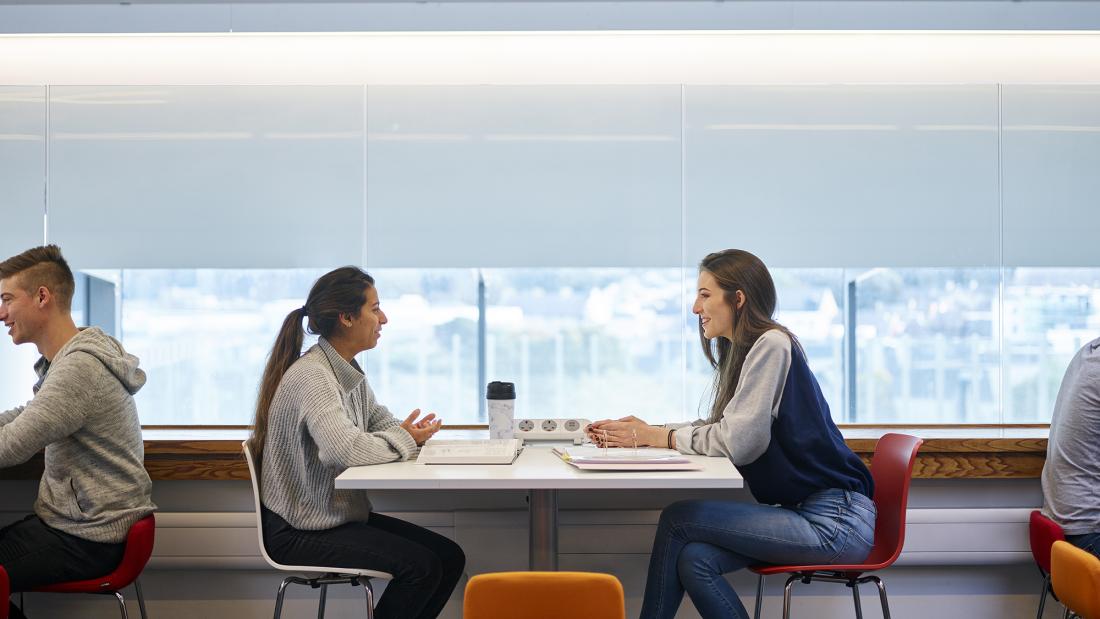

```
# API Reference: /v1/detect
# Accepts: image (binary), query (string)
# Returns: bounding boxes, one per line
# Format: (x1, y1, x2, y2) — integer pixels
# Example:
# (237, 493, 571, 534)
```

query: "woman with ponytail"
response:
(249, 266, 464, 619)
(588, 249, 874, 619)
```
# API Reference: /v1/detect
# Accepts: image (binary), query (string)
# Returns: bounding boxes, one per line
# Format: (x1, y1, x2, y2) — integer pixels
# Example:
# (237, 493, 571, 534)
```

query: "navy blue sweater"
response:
(737, 345, 874, 506)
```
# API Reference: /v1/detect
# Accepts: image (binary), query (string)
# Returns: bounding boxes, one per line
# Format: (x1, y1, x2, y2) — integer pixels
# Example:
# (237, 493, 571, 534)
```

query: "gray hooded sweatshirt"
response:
(0, 327, 156, 544)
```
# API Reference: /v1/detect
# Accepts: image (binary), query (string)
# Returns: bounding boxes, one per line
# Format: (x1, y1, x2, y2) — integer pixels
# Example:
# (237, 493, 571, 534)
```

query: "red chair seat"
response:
(34, 514, 155, 594)
(1030, 510, 1065, 575)
(753, 562, 884, 576)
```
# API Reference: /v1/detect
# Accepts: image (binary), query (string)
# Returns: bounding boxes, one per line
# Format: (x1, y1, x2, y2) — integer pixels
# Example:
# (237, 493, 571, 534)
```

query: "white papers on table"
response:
(416, 439, 522, 465)
(552, 445, 703, 471)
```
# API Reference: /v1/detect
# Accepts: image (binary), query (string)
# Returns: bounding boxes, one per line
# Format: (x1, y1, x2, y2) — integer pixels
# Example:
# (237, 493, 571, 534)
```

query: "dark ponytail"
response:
(248, 266, 375, 464)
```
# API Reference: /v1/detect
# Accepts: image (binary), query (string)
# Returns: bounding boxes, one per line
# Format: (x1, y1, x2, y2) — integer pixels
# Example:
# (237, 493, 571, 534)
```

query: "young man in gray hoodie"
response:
(0, 245, 155, 619)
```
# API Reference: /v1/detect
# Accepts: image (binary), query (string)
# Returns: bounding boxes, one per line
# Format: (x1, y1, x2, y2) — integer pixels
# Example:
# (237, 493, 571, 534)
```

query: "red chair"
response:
(2, 565, 10, 619)
(750, 433, 923, 619)
(32, 514, 155, 619)
(1030, 509, 1066, 619)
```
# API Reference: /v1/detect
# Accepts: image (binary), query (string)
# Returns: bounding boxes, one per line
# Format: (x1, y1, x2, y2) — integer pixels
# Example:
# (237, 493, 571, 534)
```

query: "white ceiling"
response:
(3, 31, 1100, 85)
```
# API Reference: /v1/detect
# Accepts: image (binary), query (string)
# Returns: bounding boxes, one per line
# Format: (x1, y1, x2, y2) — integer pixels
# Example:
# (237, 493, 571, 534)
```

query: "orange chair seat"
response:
(1052, 540, 1100, 619)
(464, 571, 625, 619)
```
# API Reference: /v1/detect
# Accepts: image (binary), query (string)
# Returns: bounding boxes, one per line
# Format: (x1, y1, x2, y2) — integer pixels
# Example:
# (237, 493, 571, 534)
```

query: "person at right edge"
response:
(1042, 336, 1100, 558)
(588, 248, 876, 619)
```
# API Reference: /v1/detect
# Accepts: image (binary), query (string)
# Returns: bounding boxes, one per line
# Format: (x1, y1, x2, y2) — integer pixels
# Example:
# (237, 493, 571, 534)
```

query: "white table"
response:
(335, 445, 742, 570)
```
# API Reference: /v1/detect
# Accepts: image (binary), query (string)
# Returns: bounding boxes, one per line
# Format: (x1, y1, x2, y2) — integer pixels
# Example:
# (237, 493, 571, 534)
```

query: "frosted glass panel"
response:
(0, 86, 46, 411)
(0, 86, 44, 259)
(47, 86, 364, 268)
(365, 86, 682, 268)
(684, 85, 999, 268)
(1002, 85, 1100, 267)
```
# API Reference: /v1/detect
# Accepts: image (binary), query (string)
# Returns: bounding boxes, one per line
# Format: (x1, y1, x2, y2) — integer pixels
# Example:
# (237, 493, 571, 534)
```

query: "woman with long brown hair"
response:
(588, 249, 874, 619)
(249, 266, 464, 619)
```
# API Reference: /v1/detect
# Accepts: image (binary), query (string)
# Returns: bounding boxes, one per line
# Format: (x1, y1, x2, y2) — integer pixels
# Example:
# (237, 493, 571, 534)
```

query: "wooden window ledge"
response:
(0, 428, 1049, 481)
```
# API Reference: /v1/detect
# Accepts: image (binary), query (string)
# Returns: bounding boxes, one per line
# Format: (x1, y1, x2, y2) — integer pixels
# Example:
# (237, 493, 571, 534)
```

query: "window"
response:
(4, 83, 1098, 427)
(119, 269, 326, 425)
(364, 269, 480, 424)
(483, 269, 683, 424)
(850, 269, 1000, 424)
(1004, 268, 1100, 423)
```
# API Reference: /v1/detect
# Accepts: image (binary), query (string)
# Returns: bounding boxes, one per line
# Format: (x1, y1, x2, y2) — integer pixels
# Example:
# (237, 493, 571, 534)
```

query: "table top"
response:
(335, 444, 743, 491)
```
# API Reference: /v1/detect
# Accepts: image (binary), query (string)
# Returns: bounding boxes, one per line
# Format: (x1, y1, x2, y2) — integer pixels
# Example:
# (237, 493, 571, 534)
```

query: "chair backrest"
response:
(464, 571, 625, 619)
(861, 433, 923, 569)
(1052, 540, 1100, 619)
(109, 514, 157, 589)
(242, 440, 282, 569)
(240, 440, 394, 581)
(1030, 510, 1066, 575)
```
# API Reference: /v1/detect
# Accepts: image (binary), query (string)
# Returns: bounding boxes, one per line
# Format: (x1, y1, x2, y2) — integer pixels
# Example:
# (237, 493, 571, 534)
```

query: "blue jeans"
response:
(1067, 532, 1100, 559)
(640, 489, 877, 619)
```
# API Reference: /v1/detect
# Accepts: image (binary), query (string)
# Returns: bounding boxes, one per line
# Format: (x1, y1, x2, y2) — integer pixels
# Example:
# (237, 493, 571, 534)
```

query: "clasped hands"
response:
(586, 415, 667, 448)
(401, 409, 442, 446)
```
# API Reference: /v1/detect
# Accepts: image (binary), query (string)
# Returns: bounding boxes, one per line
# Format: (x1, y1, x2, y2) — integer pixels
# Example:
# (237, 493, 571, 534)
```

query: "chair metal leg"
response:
(134, 578, 148, 619)
(870, 576, 891, 619)
(1062, 608, 1071, 619)
(114, 591, 130, 619)
(362, 579, 376, 619)
(317, 583, 328, 619)
(273, 577, 294, 619)
(851, 581, 864, 619)
(1037, 573, 1050, 619)
(754, 574, 765, 619)
(782, 575, 799, 619)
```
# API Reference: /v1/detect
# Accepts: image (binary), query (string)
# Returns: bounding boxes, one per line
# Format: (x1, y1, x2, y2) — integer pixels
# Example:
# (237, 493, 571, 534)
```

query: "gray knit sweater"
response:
(261, 338, 418, 531)
(0, 327, 155, 544)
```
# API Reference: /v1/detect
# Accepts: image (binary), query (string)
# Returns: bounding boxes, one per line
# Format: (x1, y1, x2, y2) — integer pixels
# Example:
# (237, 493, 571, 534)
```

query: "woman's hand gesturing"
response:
(401, 409, 442, 446)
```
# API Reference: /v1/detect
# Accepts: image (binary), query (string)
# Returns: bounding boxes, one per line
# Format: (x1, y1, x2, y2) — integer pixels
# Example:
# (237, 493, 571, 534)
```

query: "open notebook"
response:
(552, 445, 703, 471)
(416, 439, 522, 465)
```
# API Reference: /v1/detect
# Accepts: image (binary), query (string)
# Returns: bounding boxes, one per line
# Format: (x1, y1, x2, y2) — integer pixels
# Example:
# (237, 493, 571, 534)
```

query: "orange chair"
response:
(750, 433, 923, 619)
(464, 571, 625, 619)
(1052, 540, 1100, 619)
(1030, 510, 1066, 618)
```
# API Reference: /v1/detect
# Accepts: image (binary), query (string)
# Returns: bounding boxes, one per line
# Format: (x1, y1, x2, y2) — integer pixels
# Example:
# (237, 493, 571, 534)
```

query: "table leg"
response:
(529, 489, 558, 570)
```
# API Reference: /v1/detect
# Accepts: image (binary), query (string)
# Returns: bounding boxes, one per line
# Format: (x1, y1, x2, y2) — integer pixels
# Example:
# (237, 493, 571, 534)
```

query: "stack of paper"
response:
(416, 439, 522, 465)
(552, 446, 702, 471)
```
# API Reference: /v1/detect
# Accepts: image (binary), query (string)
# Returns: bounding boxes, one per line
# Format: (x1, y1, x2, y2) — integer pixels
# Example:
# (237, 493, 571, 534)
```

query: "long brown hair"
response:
(699, 249, 799, 423)
(248, 266, 375, 463)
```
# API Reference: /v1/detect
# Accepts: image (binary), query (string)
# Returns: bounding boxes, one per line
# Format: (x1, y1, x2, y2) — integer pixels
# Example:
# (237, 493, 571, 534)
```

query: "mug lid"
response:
(486, 381, 516, 399)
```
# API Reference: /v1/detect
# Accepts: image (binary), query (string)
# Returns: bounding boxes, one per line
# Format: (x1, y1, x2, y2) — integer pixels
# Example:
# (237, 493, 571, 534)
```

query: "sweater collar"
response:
(318, 337, 365, 394)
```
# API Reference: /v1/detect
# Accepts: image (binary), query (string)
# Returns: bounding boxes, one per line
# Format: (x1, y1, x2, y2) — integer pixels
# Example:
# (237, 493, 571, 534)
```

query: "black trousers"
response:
(262, 507, 465, 619)
(0, 515, 125, 619)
